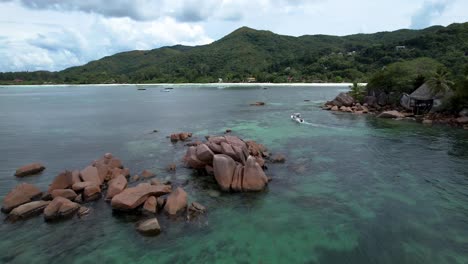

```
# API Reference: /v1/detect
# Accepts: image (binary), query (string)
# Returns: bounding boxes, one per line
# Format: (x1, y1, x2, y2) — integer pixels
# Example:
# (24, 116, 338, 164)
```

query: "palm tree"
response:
(427, 68, 454, 95)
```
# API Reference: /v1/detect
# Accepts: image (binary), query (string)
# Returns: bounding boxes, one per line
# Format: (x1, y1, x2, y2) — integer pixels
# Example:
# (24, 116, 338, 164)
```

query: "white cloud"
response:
(0, 0, 468, 72)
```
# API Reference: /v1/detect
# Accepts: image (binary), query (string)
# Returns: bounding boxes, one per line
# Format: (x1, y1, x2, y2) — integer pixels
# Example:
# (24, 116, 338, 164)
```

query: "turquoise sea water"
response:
(0, 84, 467, 263)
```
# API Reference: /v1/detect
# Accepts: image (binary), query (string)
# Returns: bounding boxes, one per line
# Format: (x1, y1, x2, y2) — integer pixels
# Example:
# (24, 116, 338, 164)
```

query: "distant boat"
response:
(161, 88, 171, 92)
(136, 85, 146, 90)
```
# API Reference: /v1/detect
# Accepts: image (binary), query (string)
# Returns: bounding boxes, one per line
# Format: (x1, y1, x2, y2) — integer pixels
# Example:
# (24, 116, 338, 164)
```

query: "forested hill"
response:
(1, 22, 468, 84)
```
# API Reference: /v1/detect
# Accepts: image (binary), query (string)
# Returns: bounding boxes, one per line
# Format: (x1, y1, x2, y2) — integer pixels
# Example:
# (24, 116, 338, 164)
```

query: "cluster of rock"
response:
(322, 92, 393, 114)
(170, 132, 192, 142)
(323, 92, 468, 129)
(2, 153, 206, 236)
(183, 135, 279, 192)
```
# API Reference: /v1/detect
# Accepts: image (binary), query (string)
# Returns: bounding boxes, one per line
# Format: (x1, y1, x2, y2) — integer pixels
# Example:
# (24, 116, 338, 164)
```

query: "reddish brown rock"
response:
(136, 218, 161, 236)
(2, 183, 42, 213)
(164, 187, 188, 215)
(71, 170, 81, 185)
(106, 175, 127, 200)
(150, 179, 162, 186)
(225, 135, 247, 149)
(141, 169, 155, 179)
(14, 163, 45, 177)
(111, 184, 171, 210)
(245, 141, 266, 157)
(83, 185, 101, 202)
(80, 166, 102, 186)
(108, 158, 123, 169)
(94, 162, 110, 183)
(72, 181, 97, 192)
(48, 170, 73, 193)
(8, 201, 50, 221)
(184, 146, 206, 169)
(143, 196, 157, 214)
(207, 142, 223, 154)
(51, 189, 78, 200)
(43, 196, 80, 221)
(221, 142, 238, 160)
(230, 164, 244, 192)
(242, 156, 268, 191)
(196, 144, 215, 164)
(213, 154, 236, 191)
(170, 132, 192, 142)
(166, 163, 176, 172)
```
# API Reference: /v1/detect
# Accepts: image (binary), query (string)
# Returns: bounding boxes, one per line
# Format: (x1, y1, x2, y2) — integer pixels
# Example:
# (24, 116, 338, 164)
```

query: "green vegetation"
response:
(349, 82, 366, 103)
(0, 23, 467, 86)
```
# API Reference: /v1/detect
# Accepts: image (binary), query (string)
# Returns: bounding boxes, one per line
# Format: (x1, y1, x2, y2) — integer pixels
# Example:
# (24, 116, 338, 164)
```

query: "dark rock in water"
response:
(242, 156, 268, 191)
(250, 101, 265, 106)
(43, 197, 80, 221)
(2, 183, 42, 213)
(111, 184, 171, 211)
(304, 99, 310, 102)
(459, 108, 468, 117)
(334, 92, 354, 107)
(78, 206, 90, 218)
(143, 196, 157, 214)
(140, 169, 155, 179)
(156, 197, 166, 209)
(271, 154, 286, 163)
(213, 154, 236, 191)
(136, 218, 161, 236)
(152, 130, 159, 133)
(106, 175, 127, 200)
(51, 189, 78, 200)
(48, 171, 74, 193)
(8, 201, 50, 221)
(225, 129, 232, 133)
(188, 202, 206, 220)
(15, 163, 45, 177)
(166, 163, 177, 172)
(164, 187, 187, 215)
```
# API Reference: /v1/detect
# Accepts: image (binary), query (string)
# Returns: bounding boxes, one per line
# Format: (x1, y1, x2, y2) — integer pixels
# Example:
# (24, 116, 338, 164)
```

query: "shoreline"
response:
(0, 82, 366, 87)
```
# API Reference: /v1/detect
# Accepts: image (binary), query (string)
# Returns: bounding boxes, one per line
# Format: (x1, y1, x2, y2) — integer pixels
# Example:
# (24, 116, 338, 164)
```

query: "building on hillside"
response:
(395, 46, 406, 51)
(246, 77, 256, 83)
(400, 82, 452, 114)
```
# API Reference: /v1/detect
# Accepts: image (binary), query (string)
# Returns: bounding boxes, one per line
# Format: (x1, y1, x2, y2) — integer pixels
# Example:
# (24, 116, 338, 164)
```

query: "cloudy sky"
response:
(0, 0, 467, 72)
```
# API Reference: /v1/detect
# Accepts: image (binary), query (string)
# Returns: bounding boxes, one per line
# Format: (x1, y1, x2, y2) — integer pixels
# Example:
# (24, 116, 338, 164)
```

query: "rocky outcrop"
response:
(80, 166, 101, 186)
(140, 170, 155, 179)
(15, 163, 45, 177)
(2, 183, 42, 213)
(83, 185, 101, 202)
(43, 197, 80, 221)
(51, 189, 78, 200)
(72, 181, 96, 192)
(377, 110, 405, 119)
(48, 170, 74, 193)
(334, 92, 355, 107)
(136, 218, 161, 236)
(164, 187, 187, 215)
(183, 135, 271, 192)
(143, 196, 157, 214)
(8, 201, 50, 221)
(170, 132, 192, 142)
(242, 156, 268, 191)
(111, 184, 171, 211)
(213, 154, 237, 191)
(106, 175, 127, 200)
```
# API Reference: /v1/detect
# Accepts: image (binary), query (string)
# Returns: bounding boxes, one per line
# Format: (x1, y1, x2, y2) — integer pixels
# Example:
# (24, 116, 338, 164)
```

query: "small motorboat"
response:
(291, 113, 304, 124)
(161, 88, 171, 92)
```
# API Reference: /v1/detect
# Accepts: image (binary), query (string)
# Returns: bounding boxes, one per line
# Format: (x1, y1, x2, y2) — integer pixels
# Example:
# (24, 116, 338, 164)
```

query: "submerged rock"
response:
(2, 183, 42, 213)
(140, 169, 155, 179)
(164, 187, 187, 215)
(15, 163, 45, 177)
(136, 218, 161, 236)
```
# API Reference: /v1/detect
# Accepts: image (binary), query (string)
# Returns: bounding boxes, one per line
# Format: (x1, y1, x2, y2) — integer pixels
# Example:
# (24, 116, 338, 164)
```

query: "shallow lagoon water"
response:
(0, 84, 467, 263)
